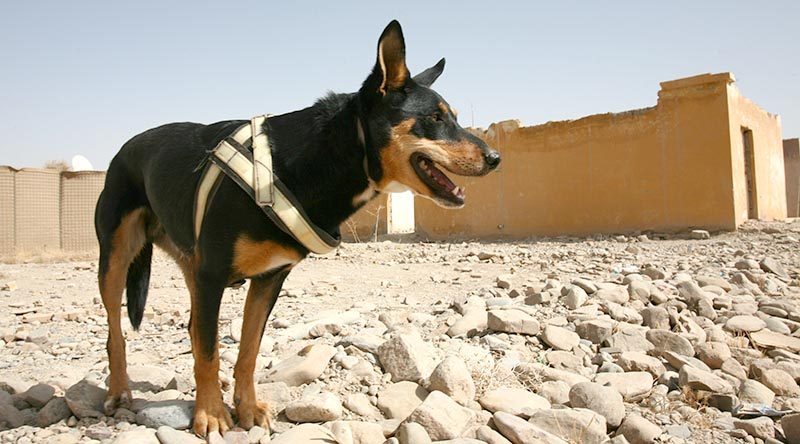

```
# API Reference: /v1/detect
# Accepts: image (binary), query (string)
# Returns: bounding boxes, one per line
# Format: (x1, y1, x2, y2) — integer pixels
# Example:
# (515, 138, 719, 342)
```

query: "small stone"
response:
(406, 391, 474, 441)
(733, 417, 775, 439)
(285, 392, 342, 423)
(36, 397, 71, 427)
(377, 381, 428, 420)
(645, 329, 694, 357)
(694, 342, 731, 369)
(725, 315, 767, 333)
(781, 413, 800, 444)
(577, 319, 615, 344)
(487, 310, 540, 335)
(569, 382, 625, 428)
(690, 230, 710, 239)
(343, 393, 381, 419)
(22, 383, 55, 408)
(760, 257, 789, 278)
(478, 387, 551, 418)
(605, 328, 654, 353)
(492, 411, 568, 444)
(112, 429, 159, 444)
(596, 287, 629, 304)
(0, 401, 24, 428)
(476, 425, 514, 444)
(155, 426, 204, 444)
(640, 307, 670, 330)
(564, 286, 588, 309)
(538, 380, 570, 405)
(738, 379, 775, 407)
(377, 331, 438, 382)
(760, 368, 800, 396)
(264, 344, 337, 386)
(396, 422, 432, 444)
(594, 372, 653, 401)
(528, 407, 607, 444)
(617, 414, 662, 444)
(540, 325, 579, 351)
(271, 424, 336, 444)
(678, 365, 734, 394)
(135, 400, 194, 429)
(616, 352, 666, 377)
(427, 356, 475, 405)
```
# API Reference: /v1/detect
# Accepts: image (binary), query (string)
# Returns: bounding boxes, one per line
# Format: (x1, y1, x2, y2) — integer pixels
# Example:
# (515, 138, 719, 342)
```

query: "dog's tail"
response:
(126, 242, 152, 330)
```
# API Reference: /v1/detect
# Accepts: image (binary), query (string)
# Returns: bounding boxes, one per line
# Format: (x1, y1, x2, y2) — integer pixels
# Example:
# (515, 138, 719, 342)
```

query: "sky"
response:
(0, 1, 798, 169)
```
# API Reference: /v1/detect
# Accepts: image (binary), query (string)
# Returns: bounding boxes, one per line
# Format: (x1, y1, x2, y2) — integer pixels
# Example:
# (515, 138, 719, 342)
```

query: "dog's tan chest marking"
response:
(233, 236, 301, 278)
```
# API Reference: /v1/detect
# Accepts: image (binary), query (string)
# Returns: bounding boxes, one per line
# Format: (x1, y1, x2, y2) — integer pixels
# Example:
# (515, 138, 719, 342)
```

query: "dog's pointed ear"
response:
(413, 58, 446, 87)
(369, 20, 409, 95)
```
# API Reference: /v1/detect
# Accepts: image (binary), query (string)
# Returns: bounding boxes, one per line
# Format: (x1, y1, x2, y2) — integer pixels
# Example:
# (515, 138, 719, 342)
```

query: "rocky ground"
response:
(1, 220, 800, 444)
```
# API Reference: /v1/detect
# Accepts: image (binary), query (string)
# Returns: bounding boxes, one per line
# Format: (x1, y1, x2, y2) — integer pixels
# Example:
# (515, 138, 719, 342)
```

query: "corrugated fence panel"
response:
(14, 169, 61, 252)
(0, 167, 15, 255)
(61, 171, 105, 252)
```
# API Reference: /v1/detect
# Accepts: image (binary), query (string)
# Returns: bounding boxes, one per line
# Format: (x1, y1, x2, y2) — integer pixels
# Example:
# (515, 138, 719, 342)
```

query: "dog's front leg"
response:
(188, 269, 233, 437)
(233, 268, 290, 430)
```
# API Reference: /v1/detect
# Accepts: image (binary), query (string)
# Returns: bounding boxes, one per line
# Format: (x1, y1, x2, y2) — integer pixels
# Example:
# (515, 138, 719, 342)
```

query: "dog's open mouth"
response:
(411, 153, 465, 205)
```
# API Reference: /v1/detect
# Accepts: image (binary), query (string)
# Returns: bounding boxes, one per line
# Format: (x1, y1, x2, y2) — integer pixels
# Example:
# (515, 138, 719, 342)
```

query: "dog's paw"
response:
(193, 398, 233, 437)
(236, 401, 270, 431)
(103, 389, 132, 416)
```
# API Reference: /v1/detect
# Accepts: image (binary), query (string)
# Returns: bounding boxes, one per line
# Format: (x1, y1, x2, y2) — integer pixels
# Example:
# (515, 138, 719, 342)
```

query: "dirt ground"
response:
(0, 219, 799, 443)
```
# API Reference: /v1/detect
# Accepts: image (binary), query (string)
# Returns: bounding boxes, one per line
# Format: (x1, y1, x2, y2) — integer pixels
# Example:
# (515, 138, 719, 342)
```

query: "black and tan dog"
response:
(95, 20, 500, 437)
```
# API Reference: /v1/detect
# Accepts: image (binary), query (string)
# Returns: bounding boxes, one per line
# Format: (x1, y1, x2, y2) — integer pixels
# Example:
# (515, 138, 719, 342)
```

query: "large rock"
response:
(492, 411, 568, 444)
(640, 307, 670, 330)
(596, 287, 629, 304)
(427, 356, 475, 405)
(377, 381, 428, 420)
(377, 331, 437, 382)
(271, 424, 337, 444)
(285, 392, 342, 423)
(343, 393, 381, 419)
(645, 330, 694, 357)
(0, 401, 24, 429)
(487, 310, 540, 335)
(476, 425, 515, 444)
(264, 344, 337, 386)
(447, 308, 488, 338)
(528, 407, 607, 444)
(617, 415, 662, 444)
(36, 397, 72, 427)
(65, 379, 106, 419)
(112, 429, 159, 444)
(155, 426, 204, 444)
(569, 382, 625, 428)
(604, 328, 654, 353)
(478, 387, 550, 418)
(343, 421, 385, 444)
(406, 391, 474, 441)
(22, 383, 55, 408)
(541, 325, 580, 351)
(760, 257, 789, 278)
(594, 372, 653, 401)
(564, 286, 588, 309)
(127, 365, 178, 393)
(678, 365, 734, 394)
(733, 417, 775, 440)
(135, 400, 194, 430)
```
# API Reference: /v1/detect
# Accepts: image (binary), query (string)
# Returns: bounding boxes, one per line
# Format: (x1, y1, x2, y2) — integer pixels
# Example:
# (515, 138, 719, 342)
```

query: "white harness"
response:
(194, 115, 339, 255)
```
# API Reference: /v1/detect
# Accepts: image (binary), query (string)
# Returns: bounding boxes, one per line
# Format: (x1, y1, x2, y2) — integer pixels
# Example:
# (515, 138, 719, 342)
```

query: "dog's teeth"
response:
(452, 186, 460, 196)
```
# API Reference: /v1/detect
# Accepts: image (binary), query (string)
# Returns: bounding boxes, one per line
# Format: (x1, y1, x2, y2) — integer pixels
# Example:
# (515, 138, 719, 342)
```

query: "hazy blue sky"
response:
(1, 1, 797, 169)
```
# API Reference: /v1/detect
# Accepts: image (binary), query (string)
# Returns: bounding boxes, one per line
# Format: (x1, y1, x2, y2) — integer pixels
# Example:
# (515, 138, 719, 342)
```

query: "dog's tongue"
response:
(428, 163, 456, 191)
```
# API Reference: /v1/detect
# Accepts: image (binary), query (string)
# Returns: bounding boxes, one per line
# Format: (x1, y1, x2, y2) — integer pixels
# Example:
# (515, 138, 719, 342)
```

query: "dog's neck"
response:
(265, 93, 378, 236)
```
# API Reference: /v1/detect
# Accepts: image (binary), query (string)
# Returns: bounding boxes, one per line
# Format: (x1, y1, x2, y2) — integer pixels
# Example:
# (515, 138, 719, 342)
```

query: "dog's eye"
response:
(430, 113, 444, 122)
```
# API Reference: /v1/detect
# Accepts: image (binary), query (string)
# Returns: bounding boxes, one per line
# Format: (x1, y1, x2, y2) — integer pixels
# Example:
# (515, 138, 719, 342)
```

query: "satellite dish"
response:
(71, 155, 93, 171)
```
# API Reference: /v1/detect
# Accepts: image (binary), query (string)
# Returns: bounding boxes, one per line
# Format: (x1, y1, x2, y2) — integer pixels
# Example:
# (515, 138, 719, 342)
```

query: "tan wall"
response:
(61, 171, 105, 252)
(341, 194, 388, 242)
(13, 169, 62, 252)
(416, 73, 784, 239)
(0, 167, 15, 254)
(785, 139, 800, 217)
(727, 85, 786, 224)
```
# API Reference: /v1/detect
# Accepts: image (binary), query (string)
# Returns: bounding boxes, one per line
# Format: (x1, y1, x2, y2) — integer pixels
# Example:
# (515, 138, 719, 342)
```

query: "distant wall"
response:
(341, 194, 388, 242)
(0, 167, 105, 257)
(415, 73, 786, 239)
(785, 139, 800, 217)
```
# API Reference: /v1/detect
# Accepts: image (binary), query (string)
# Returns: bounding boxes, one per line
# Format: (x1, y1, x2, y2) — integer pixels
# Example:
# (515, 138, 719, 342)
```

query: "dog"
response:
(95, 20, 500, 437)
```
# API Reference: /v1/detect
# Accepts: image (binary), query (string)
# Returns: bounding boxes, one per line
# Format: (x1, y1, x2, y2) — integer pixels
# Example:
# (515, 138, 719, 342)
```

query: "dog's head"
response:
(358, 20, 501, 208)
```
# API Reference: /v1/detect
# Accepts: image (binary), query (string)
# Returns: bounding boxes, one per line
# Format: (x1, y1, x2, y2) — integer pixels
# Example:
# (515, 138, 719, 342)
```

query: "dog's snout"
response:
(485, 150, 501, 169)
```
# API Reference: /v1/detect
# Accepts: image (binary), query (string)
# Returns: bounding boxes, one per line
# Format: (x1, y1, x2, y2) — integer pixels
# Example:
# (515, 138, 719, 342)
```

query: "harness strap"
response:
(194, 116, 340, 255)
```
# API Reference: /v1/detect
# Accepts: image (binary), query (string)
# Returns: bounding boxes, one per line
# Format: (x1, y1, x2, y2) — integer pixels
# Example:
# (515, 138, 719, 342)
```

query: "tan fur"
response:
(100, 208, 148, 413)
(232, 236, 302, 279)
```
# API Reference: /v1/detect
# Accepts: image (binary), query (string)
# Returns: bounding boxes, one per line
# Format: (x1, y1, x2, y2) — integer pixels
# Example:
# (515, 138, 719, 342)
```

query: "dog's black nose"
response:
(485, 150, 501, 169)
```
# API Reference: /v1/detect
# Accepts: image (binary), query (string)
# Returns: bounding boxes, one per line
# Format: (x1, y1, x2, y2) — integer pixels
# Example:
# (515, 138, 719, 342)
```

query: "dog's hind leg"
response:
(233, 268, 290, 430)
(96, 206, 148, 414)
(187, 265, 233, 436)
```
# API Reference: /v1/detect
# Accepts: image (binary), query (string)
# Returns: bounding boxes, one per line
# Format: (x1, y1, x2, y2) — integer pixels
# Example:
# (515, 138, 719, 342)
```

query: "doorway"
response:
(742, 128, 757, 219)
(388, 191, 415, 234)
